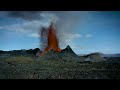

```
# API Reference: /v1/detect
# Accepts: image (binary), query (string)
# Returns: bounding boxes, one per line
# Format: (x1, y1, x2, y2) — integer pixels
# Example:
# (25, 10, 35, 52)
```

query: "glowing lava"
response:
(40, 22, 61, 56)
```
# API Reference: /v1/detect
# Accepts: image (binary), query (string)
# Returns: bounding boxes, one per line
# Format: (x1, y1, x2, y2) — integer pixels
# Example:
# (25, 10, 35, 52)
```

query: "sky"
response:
(0, 11, 120, 54)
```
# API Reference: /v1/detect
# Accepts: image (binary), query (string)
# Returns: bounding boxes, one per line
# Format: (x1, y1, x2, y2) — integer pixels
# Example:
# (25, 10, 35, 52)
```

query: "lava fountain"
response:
(40, 22, 61, 56)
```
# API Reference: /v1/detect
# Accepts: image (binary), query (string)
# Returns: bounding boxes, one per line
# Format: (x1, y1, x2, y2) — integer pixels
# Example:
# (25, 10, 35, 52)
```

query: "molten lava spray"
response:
(40, 22, 61, 56)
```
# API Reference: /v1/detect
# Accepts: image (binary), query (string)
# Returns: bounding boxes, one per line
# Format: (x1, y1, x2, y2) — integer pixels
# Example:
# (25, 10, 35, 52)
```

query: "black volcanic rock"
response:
(0, 50, 4, 54)
(61, 45, 78, 57)
(62, 45, 74, 52)
(36, 49, 42, 56)
(37, 45, 106, 62)
(39, 45, 80, 61)
(42, 49, 62, 60)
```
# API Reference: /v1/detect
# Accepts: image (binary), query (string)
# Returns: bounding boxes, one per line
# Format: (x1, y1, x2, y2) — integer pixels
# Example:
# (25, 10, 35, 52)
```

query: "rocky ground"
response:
(0, 55, 120, 79)
(0, 46, 120, 79)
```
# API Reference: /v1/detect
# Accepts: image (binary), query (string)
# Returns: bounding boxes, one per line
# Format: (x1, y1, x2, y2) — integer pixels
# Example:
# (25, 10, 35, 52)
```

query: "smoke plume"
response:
(3, 11, 81, 49)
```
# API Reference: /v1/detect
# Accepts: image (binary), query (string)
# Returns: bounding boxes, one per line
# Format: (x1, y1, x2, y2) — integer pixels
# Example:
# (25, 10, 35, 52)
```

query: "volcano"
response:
(39, 22, 79, 58)
(39, 45, 79, 61)
(40, 22, 61, 56)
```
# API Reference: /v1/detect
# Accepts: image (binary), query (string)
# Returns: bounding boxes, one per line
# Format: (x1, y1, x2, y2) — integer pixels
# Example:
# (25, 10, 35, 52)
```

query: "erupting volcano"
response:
(40, 22, 61, 56)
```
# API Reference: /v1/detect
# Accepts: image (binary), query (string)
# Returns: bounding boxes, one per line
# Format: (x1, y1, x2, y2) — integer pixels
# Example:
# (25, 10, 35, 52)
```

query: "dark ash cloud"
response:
(6, 11, 43, 20)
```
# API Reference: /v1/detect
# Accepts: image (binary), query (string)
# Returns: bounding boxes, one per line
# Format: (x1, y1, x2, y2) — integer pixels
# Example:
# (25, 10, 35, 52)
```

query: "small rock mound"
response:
(84, 53, 106, 62)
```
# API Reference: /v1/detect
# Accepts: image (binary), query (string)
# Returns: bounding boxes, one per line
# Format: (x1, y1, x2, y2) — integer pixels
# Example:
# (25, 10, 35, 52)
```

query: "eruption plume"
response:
(40, 22, 61, 56)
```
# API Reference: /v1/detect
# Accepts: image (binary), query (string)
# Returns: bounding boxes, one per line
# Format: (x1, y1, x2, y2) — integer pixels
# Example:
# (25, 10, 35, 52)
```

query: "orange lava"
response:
(40, 22, 61, 56)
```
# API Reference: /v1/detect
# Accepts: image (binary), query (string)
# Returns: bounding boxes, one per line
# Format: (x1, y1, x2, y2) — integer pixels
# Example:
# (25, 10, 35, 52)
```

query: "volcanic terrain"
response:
(0, 45, 120, 79)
